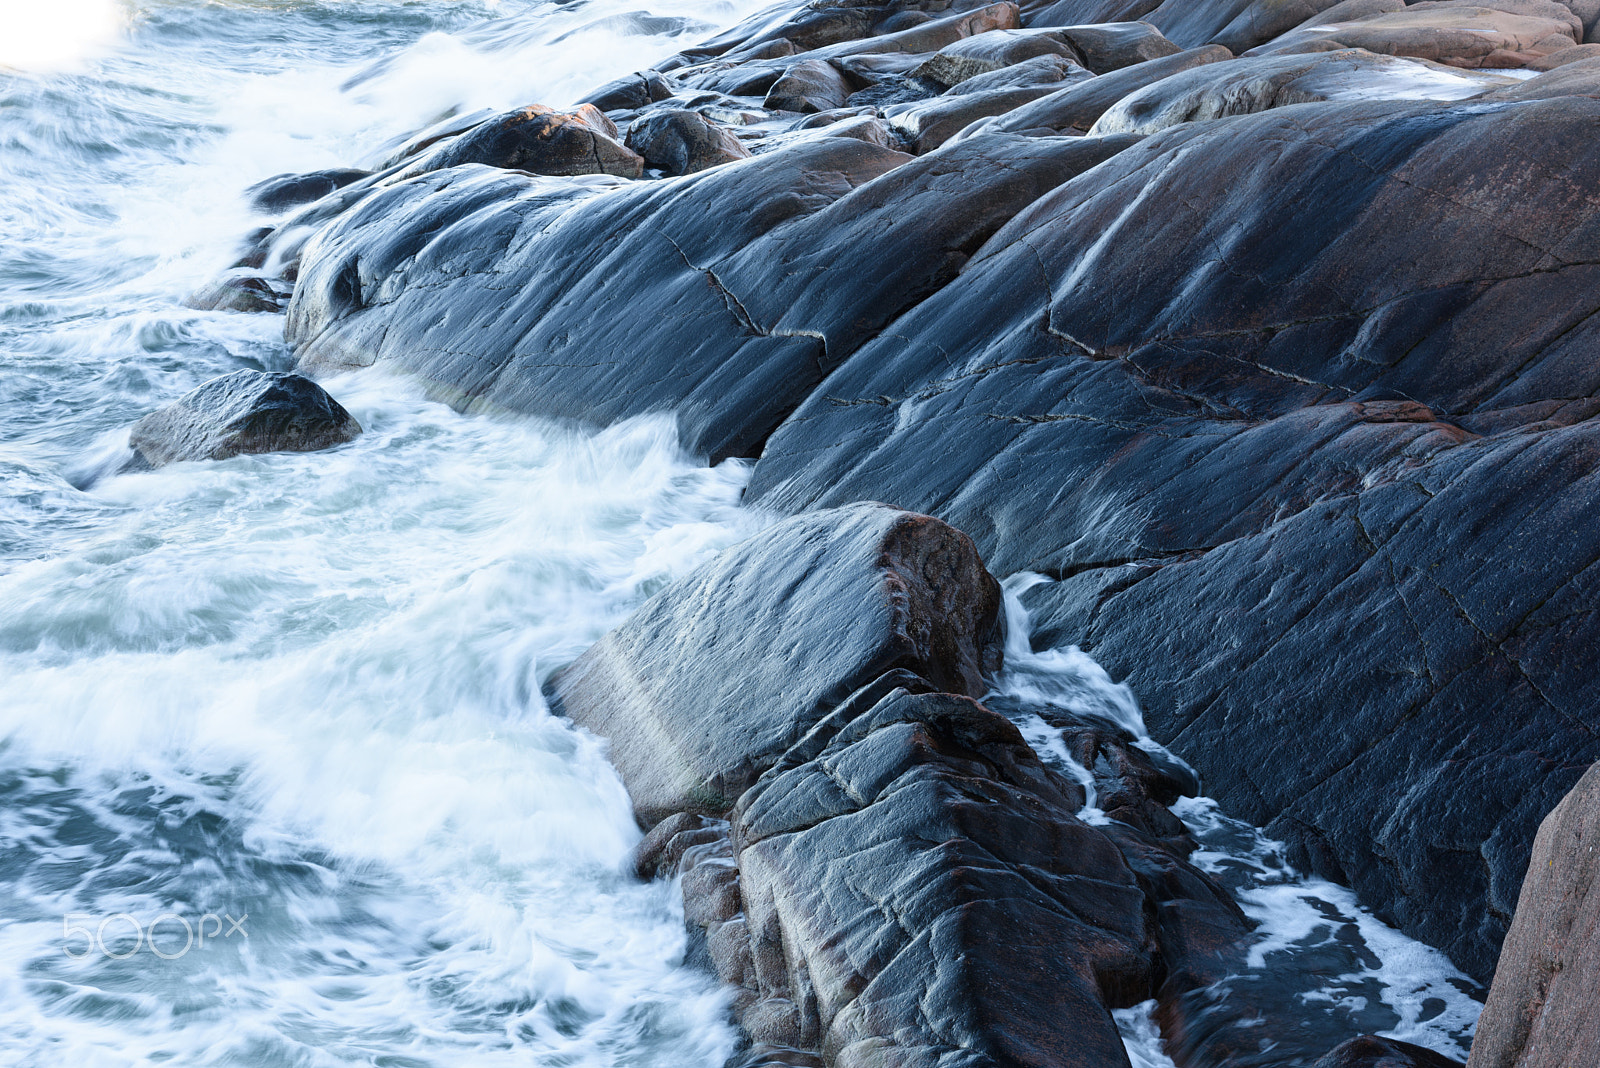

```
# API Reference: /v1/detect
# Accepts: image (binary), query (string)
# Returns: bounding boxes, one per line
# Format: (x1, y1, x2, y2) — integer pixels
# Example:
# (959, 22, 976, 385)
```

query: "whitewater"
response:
(0, 2, 1483, 1066)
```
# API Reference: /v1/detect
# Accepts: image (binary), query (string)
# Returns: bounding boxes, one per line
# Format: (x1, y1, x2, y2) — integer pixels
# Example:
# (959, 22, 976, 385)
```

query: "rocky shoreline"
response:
(160, 1, 1600, 1063)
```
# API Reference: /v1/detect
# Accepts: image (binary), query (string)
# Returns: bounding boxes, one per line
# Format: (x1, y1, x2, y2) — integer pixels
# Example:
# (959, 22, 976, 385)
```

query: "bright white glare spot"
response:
(0, 0, 123, 71)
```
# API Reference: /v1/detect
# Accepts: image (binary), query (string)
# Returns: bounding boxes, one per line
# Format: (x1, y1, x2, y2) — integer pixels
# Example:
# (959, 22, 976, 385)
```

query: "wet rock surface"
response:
(578, 505, 1248, 1068)
(746, 96, 1600, 980)
(128, 370, 361, 468)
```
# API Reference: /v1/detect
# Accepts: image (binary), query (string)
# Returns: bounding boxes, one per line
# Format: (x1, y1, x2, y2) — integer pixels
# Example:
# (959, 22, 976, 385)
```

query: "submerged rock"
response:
(245, 168, 370, 214)
(1314, 1036, 1465, 1068)
(1467, 762, 1600, 1068)
(128, 370, 361, 468)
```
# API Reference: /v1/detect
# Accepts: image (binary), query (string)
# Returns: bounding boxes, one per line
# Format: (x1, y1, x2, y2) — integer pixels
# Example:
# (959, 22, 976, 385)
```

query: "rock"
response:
(744, 96, 1600, 980)
(889, 84, 1093, 150)
(128, 370, 361, 467)
(577, 69, 675, 111)
(548, 503, 1005, 822)
(764, 58, 854, 111)
(1139, 0, 1352, 52)
(1315, 1036, 1465, 1068)
(1525, 38, 1600, 62)
(910, 27, 1084, 86)
(421, 103, 645, 178)
(1089, 49, 1511, 134)
(1467, 762, 1600, 1068)
(1248, 0, 1581, 67)
(1043, 20, 1185, 71)
(624, 109, 752, 174)
(1484, 49, 1600, 91)
(287, 132, 1129, 461)
(185, 269, 292, 314)
(245, 168, 369, 214)
(944, 51, 1092, 93)
(974, 43, 1233, 134)
(1024, 0, 1166, 27)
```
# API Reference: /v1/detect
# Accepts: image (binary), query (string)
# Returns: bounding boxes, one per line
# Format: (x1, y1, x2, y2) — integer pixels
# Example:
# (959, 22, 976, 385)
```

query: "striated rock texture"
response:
(286, 133, 1133, 461)
(1317, 1035, 1465, 1068)
(746, 96, 1600, 980)
(1467, 762, 1600, 1068)
(128, 370, 361, 468)
(570, 504, 1249, 1068)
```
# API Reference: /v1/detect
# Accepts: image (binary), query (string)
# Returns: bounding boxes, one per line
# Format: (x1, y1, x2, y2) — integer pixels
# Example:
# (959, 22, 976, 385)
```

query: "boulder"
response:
(1314, 1036, 1465, 1068)
(185, 269, 292, 314)
(910, 27, 1084, 86)
(1024, 0, 1166, 27)
(286, 132, 1131, 460)
(976, 43, 1234, 134)
(1525, 38, 1600, 62)
(943, 52, 1090, 93)
(888, 84, 1094, 150)
(1089, 49, 1510, 134)
(245, 167, 369, 214)
(128, 371, 361, 468)
(1042, 20, 1186, 71)
(577, 68, 675, 111)
(1248, 0, 1581, 67)
(745, 96, 1600, 980)
(1467, 762, 1600, 1068)
(548, 503, 1005, 822)
(765, 58, 854, 111)
(420, 103, 645, 178)
(624, 109, 752, 174)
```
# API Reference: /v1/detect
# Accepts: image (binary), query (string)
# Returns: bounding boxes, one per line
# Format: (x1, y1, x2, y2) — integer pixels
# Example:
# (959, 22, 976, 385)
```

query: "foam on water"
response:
(1, 1, 778, 1064)
(990, 576, 1484, 1065)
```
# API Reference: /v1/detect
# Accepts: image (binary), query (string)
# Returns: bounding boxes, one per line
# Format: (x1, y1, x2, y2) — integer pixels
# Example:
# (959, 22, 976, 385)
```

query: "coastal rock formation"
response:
(1316, 1035, 1465, 1068)
(564, 505, 1249, 1068)
(287, 132, 1133, 460)
(127, 370, 361, 467)
(416, 103, 644, 178)
(1467, 762, 1600, 1068)
(746, 96, 1600, 979)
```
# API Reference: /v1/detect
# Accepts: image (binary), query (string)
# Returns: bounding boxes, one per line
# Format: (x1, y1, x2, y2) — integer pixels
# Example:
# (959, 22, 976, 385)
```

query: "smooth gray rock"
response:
(624, 109, 752, 173)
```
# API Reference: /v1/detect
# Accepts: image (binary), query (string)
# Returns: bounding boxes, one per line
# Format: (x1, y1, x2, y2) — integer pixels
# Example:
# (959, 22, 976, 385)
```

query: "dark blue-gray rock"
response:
(578, 69, 676, 112)
(548, 503, 1005, 822)
(1033, 20, 1184, 71)
(128, 370, 361, 467)
(745, 96, 1600, 981)
(286, 131, 1136, 461)
(971, 44, 1234, 135)
(624, 109, 752, 174)
(185, 269, 292, 313)
(1316, 1036, 1464, 1068)
(764, 58, 853, 112)
(245, 167, 370, 214)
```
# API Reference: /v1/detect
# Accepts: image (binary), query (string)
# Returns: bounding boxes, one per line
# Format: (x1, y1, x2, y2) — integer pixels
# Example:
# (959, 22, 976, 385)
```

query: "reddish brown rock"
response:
(1467, 762, 1600, 1068)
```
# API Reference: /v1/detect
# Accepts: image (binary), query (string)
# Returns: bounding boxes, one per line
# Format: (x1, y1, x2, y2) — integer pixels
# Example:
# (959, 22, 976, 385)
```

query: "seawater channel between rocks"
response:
(0, 1, 1486, 1066)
